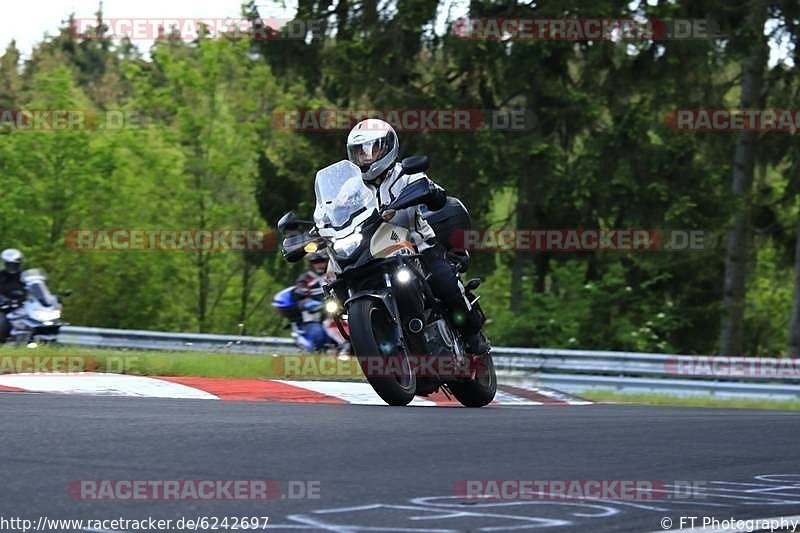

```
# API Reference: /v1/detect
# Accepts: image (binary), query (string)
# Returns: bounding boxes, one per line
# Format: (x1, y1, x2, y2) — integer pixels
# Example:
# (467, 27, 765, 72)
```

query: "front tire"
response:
(449, 352, 497, 407)
(349, 299, 416, 406)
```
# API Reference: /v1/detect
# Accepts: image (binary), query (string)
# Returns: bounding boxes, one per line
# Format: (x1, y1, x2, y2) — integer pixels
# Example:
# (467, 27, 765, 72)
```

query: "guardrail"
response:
(58, 326, 297, 355)
(56, 326, 800, 401)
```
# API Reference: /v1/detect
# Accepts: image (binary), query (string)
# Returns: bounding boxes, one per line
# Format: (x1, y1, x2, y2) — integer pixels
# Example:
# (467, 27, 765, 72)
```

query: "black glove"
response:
(423, 180, 447, 211)
(385, 178, 447, 212)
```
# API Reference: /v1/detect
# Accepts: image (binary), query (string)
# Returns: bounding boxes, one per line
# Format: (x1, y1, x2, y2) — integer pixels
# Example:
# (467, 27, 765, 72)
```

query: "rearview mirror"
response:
(400, 155, 429, 175)
(277, 211, 299, 233)
(281, 232, 321, 263)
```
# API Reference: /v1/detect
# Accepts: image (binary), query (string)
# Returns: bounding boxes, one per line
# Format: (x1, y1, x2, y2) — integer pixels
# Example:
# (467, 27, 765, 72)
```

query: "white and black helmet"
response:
(1, 248, 23, 274)
(346, 119, 399, 182)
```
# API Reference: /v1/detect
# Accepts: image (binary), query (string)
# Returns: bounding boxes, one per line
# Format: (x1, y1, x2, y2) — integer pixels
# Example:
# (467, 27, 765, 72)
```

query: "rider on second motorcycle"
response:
(344, 118, 490, 356)
(294, 251, 328, 303)
(0, 248, 26, 340)
(295, 251, 350, 355)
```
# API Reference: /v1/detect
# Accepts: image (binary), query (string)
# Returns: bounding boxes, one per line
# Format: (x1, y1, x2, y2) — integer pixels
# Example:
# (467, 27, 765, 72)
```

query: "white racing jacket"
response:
(367, 162, 437, 252)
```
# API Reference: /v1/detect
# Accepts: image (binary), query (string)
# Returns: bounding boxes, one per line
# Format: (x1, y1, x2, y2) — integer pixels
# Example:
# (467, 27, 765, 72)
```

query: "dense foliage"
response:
(1, 0, 798, 355)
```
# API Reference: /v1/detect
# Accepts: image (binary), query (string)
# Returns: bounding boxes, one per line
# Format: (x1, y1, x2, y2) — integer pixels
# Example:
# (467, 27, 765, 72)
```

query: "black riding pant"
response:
(420, 244, 482, 335)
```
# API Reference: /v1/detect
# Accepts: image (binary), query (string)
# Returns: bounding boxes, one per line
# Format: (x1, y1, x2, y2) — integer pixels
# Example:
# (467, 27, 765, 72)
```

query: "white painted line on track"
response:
(493, 389, 544, 405)
(0, 373, 591, 405)
(0, 373, 218, 399)
(277, 380, 437, 406)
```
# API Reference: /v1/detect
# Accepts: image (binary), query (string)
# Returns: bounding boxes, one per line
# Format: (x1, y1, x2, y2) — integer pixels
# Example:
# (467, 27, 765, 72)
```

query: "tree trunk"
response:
(509, 253, 525, 313)
(788, 213, 800, 356)
(718, 4, 767, 355)
(510, 155, 537, 312)
(785, 5, 800, 356)
(238, 256, 253, 335)
(196, 187, 209, 332)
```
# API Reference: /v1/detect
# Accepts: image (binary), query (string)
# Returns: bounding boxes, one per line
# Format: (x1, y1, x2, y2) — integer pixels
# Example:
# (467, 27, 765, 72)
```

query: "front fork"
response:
(322, 283, 351, 342)
(381, 273, 410, 354)
(324, 263, 426, 355)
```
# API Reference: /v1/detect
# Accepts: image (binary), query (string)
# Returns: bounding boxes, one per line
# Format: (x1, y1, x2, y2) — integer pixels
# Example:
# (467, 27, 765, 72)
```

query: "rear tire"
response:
(349, 299, 416, 406)
(449, 352, 497, 407)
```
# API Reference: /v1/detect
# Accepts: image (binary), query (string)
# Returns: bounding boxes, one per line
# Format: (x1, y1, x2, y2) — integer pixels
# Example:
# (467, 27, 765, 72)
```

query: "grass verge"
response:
(0, 345, 362, 380)
(581, 390, 800, 411)
(3, 346, 798, 410)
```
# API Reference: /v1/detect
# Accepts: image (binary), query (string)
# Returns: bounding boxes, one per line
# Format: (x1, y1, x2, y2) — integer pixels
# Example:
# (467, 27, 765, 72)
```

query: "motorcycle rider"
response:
(294, 251, 328, 302)
(295, 251, 350, 355)
(0, 248, 26, 339)
(345, 118, 490, 355)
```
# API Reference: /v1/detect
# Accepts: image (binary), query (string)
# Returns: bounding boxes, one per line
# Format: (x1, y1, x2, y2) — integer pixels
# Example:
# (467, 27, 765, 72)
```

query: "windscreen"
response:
(21, 270, 57, 306)
(313, 160, 376, 229)
(28, 281, 57, 306)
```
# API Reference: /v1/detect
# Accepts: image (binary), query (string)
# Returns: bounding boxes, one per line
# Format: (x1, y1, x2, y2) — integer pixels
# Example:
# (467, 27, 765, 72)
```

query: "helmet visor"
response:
(4, 261, 20, 274)
(347, 135, 395, 168)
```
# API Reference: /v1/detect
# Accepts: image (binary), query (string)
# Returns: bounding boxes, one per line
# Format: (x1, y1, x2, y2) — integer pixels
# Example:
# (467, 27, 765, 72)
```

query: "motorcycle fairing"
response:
(369, 223, 416, 259)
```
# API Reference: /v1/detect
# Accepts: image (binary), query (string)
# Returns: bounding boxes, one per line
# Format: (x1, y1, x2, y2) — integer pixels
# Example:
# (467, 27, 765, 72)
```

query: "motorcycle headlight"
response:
(396, 268, 412, 284)
(324, 299, 341, 315)
(31, 309, 61, 321)
(332, 232, 363, 257)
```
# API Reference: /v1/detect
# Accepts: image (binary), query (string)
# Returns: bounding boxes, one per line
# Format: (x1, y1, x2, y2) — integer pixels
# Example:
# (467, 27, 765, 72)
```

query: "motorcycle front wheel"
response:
(448, 351, 497, 407)
(349, 299, 416, 406)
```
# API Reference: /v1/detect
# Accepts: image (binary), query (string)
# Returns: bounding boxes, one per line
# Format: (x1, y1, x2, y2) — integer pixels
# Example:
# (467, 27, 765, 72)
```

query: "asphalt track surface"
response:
(1, 393, 799, 532)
